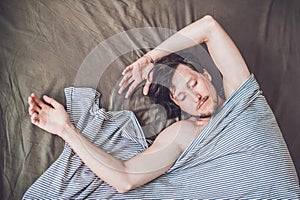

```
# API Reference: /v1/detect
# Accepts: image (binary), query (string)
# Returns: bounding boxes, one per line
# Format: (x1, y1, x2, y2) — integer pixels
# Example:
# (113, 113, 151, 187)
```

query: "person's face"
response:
(170, 64, 219, 118)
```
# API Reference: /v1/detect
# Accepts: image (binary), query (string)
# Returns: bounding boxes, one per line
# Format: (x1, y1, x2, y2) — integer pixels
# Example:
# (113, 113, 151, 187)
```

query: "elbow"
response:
(202, 15, 218, 30)
(202, 15, 217, 25)
(202, 14, 214, 21)
(114, 175, 135, 193)
(115, 182, 134, 194)
(200, 15, 219, 42)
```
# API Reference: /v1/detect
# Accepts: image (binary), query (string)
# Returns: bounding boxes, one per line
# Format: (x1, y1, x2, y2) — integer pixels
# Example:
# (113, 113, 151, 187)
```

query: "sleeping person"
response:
(25, 15, 299, 198)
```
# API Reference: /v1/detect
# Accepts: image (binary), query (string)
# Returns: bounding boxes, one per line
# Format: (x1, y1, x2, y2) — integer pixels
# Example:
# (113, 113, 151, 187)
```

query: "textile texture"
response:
(23, 76, 299, 198)
(1, 0, 300, 199)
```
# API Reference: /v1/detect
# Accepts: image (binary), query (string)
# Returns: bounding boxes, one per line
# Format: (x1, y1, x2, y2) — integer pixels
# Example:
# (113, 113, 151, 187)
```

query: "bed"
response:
(1, 0, 299, 199)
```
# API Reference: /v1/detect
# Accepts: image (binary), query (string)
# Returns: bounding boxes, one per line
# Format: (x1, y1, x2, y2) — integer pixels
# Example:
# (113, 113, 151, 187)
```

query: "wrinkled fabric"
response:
(23, 76, 299, 199)
(23, 87, 148, 199)
(1, 1, 300, 199)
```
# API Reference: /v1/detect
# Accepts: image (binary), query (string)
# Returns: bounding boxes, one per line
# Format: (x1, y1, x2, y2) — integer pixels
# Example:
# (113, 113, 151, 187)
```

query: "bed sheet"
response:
(1, 0, 300, 199)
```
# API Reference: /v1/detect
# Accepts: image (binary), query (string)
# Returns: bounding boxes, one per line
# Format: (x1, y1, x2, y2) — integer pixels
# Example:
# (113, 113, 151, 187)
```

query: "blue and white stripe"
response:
(23, 75, 299, 199)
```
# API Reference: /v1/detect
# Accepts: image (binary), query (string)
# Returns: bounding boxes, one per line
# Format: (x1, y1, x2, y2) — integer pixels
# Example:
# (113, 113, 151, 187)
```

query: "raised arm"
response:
(28, 93, 194, 193)
(120, 15, 250, 98)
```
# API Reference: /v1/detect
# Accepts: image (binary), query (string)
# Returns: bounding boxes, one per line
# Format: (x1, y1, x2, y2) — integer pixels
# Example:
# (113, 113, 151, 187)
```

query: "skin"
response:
(119, 15, 250, 99)
(28, 93, 206, 193)
(28, 15, 250, 193)
(169, 65, 221, 118)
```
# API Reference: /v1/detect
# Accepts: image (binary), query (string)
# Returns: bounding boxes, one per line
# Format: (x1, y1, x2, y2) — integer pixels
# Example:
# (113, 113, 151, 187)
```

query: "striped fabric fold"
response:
(23, 75, 299, 199)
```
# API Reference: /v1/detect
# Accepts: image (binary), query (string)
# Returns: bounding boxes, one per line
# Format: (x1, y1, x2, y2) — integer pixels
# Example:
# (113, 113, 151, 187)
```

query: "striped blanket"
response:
(23, 75, 299, 199)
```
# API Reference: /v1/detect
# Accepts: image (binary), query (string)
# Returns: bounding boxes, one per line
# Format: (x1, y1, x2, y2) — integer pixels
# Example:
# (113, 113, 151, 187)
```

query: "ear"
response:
(202, 69, 212, 81)
(169, 93, 180, 106)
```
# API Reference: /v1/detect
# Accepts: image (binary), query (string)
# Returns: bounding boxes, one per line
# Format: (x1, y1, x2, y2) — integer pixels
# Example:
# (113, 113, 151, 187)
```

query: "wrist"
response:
(143, 53, 155, 63)
(60, 122, 77, 141)
(146, 48, 171, 63)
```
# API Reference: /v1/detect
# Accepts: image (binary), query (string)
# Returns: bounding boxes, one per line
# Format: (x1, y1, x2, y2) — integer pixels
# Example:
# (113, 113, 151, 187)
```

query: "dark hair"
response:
(148, 53, 203, 119)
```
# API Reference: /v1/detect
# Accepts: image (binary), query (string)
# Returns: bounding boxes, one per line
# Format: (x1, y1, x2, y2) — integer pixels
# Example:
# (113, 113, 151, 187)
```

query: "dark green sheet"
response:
(1, 1, 299, 199)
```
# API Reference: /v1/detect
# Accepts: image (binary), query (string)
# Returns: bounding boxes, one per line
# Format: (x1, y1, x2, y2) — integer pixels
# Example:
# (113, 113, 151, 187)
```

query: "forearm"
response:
(61, 124, 131, 193)
(146, 15, 213, 62)
(147, 15, 250, 95)
(29, 93, 174, 192)
(60, 122, 181, 193)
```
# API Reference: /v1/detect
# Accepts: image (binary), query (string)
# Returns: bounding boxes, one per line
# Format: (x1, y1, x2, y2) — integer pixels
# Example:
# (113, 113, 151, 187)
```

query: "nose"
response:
(193, 93, 202, 102)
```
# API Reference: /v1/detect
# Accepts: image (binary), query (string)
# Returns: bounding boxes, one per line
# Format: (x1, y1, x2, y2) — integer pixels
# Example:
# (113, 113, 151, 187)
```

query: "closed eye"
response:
(188, 79, 197, 88)
(177, 93, 186, 101)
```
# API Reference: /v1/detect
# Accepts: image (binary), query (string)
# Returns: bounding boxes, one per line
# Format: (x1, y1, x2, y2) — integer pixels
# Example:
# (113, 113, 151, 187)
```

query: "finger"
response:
(31, 112, 39, 125)
(28, 107, 33, 116)
(143, 80, 152, 95)
(118, 73, 132, 87)
(30, 93, 45, 109)
(118, 76, 134, 94)
(122, 65, 133, 75)
(43, 95, 61, 108)
(125, 81, 139, 99)
(28, 106, 39, 116)
(28, 96, 41, 113)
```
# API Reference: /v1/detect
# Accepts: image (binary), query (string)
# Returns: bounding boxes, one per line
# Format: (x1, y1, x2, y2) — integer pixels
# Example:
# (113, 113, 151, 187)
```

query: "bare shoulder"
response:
(159, 120, 207, 151)
(171, 120, 198, 132)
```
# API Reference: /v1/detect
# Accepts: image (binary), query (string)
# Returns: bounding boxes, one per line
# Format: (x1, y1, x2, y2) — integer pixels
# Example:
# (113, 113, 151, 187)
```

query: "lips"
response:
(197, 96, 209, 110)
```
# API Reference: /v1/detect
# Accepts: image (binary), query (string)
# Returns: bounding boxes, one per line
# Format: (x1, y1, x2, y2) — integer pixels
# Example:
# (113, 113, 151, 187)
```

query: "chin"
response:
(199, 107, 215, 118)
(199, 113, 212, 118)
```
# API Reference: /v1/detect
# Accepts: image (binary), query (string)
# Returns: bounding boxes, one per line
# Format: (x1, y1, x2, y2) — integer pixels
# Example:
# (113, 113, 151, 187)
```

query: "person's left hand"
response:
(28, 93, 71, 137)
(118, 55, 154, 98)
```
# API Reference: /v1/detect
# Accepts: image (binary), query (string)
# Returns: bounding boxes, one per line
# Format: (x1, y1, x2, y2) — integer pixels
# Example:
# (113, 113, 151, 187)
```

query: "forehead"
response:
(171, 64, 196, 84)
(170, 64, 197, 91)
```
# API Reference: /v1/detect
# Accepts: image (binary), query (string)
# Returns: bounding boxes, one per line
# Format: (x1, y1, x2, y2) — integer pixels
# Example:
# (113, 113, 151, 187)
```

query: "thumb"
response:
(43, 95, 61, 108)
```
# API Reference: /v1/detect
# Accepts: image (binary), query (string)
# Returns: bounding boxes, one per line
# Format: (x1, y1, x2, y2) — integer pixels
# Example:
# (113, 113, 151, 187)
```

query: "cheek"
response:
(197, 78, 212, 92)
(179, 98, 194, 110)
(198, 84, 209, 94)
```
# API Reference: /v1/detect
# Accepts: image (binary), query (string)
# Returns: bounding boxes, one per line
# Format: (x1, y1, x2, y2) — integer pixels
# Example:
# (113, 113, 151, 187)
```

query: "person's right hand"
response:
(28, 93, 72, 137)
(118, 55, 154, 98)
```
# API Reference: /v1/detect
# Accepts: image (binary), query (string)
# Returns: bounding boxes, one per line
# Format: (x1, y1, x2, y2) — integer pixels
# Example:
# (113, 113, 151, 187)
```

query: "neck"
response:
(217, 95, 224, 108)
